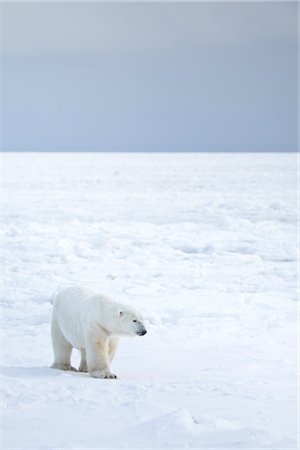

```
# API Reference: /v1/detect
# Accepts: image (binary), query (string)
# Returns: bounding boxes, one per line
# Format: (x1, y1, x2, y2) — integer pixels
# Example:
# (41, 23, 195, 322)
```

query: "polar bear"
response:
(50, 287, 147, 379)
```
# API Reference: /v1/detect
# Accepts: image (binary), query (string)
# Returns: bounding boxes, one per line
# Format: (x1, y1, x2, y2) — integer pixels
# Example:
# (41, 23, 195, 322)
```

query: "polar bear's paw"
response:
(51, 363, 78, 372)
(78, 363, 88, 373)
(90, 370, 118, 379)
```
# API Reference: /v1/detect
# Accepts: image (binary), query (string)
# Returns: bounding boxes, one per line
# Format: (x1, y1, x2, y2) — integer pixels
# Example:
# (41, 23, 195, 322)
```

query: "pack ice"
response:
(2, 152, 298, 448)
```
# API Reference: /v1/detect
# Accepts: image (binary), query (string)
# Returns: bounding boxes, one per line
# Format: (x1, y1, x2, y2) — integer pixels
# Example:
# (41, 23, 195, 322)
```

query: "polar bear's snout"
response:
(132, 316, 147, 336)
(137, 329, 147, 336)
(136, 323, 147, 336)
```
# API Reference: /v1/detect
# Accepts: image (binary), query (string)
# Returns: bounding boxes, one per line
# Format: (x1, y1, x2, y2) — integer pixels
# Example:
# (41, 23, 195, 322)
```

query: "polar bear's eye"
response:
(133, 320, 137, 322)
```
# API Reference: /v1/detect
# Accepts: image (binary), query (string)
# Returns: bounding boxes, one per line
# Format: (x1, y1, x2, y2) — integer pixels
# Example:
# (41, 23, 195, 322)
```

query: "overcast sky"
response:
(2, 2, 298, 152)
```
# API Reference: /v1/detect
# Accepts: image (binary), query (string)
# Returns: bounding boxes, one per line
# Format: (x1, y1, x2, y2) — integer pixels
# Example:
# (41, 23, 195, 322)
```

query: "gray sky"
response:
(2, 2, 298, 152)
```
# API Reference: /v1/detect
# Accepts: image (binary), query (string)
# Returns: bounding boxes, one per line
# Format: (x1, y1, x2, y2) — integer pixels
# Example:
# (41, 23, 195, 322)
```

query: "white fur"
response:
(50, 287, 147, 379)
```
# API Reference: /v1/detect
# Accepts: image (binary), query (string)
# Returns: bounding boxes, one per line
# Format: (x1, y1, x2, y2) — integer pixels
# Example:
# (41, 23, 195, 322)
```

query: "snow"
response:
(2, 152, 298, 449)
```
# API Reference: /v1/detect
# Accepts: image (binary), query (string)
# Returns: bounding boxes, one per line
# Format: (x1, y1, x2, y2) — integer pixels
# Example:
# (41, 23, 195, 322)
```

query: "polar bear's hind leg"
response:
(50, 316, 77, 371)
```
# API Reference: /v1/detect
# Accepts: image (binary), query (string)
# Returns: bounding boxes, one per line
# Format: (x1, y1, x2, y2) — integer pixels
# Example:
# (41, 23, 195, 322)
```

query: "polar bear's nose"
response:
(137, 328, 147, 336)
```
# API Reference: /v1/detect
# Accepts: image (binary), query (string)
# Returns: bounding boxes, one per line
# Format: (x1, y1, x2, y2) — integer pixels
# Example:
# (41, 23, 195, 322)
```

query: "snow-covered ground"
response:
(2, 152, 298, 449)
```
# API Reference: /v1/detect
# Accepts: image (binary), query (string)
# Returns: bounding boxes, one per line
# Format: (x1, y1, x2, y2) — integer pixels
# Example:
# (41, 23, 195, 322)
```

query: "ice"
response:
(2, 152, 298, 448)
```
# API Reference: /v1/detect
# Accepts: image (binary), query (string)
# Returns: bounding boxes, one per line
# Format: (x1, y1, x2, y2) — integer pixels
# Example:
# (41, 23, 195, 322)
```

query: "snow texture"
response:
(2, 152, 298, 449)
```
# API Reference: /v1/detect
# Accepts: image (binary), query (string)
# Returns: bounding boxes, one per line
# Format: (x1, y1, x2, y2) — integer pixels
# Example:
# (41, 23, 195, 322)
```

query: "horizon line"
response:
(1, 150, 298, 154)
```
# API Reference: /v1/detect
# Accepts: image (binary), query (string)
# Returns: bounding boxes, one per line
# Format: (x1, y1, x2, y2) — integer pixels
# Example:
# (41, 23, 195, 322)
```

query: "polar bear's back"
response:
(52, 287, 117, 325)
(54, 287, 95, 308)
(53, 287, 119, 312)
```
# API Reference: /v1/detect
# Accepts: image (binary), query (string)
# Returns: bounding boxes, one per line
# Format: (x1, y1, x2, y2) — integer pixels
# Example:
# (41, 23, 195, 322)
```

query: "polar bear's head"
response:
(114, 307, 147, 337)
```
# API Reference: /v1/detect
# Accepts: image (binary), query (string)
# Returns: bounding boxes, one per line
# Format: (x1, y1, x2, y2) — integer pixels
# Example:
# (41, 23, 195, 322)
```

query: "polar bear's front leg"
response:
(108, 337, 119, 363)
(86, 335, 117, 379)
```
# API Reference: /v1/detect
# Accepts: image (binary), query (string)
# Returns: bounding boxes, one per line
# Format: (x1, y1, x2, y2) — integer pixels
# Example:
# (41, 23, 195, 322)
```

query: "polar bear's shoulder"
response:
(89, 294, 124, 313)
